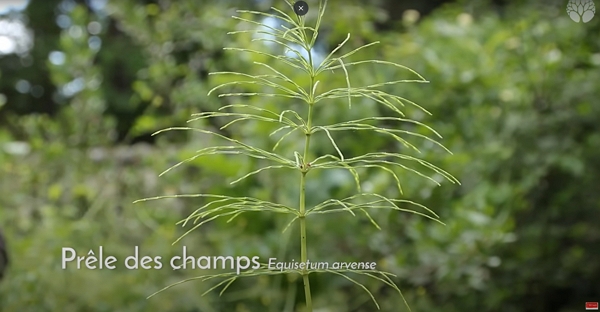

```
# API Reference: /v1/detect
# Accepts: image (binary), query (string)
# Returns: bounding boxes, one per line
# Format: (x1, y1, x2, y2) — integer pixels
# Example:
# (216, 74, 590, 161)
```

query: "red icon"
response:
(586, 302, 599, 310)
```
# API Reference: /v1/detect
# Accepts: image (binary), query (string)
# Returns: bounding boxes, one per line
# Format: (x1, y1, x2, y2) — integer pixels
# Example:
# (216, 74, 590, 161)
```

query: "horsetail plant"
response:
(135, 0, 459, 311)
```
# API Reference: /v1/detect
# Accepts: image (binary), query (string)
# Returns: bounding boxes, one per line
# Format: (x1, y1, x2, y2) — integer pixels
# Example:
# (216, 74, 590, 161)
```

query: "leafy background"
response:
(0, 0, 598, 311)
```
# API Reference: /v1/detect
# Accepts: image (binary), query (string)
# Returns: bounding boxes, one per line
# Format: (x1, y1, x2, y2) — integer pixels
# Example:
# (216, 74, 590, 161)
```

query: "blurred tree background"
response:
(0, 0, 599, 311)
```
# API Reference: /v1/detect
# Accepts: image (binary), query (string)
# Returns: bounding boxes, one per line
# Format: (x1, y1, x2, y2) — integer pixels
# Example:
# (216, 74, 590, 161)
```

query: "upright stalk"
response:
(299, 105, 313, 311)
(299, 169, 311, 311)
(299, 37, 316, 311)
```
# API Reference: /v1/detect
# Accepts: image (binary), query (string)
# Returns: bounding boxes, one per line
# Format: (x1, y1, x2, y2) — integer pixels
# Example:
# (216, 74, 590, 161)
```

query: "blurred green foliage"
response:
(0, 0, 598, 311)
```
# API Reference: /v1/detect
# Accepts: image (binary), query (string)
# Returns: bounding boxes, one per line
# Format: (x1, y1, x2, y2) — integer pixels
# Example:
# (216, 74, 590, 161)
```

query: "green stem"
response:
(299, 24, 315, 311)
(300, 102, 315, 312)
(299, 172, 311, 311)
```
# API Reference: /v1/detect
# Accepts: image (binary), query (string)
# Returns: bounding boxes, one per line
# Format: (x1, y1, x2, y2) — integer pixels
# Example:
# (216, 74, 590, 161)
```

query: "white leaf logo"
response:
(567, 0, 596, 23)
